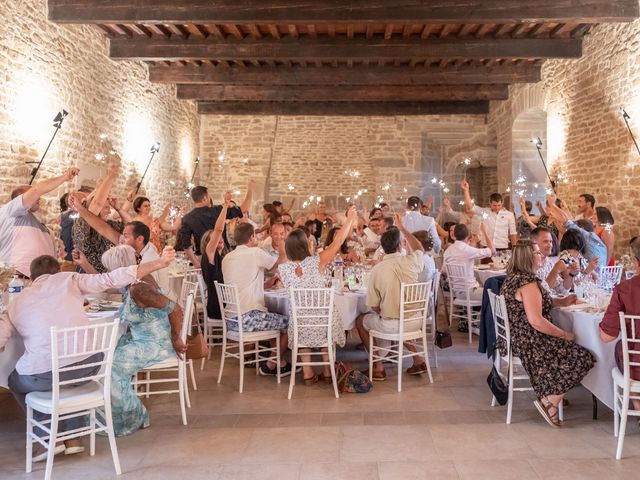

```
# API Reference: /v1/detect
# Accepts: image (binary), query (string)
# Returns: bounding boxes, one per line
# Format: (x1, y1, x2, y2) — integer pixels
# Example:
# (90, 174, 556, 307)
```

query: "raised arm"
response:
(479, 222, 496, 255)
(520, 198, 538, 230)
(205, 201, 228, 264)
(88, 163, 119, 215)
(460, 179, 474, 212)
(68, 193, 121, 245)
(22, 168, 79, 210)
(239, 179, 256, 213)
(108, 197, 132, 224)
(319, 206, 357, 270)
(395, 213, 424, 253)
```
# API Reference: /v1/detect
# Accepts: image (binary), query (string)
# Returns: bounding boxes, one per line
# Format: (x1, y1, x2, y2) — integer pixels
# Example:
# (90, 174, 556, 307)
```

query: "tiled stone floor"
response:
(1, 329, 640, 479)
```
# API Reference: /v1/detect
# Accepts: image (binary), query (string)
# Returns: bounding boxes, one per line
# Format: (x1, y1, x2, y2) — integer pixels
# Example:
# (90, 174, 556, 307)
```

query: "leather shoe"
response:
(407, 363, 428, 375)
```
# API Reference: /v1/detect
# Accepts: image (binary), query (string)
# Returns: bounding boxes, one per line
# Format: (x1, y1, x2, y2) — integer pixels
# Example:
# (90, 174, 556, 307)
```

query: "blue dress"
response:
(110, 288, 176, 436)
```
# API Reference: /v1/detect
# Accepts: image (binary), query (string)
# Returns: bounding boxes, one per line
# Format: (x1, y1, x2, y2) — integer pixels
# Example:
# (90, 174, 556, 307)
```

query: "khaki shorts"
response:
(362, 313, 422, 335)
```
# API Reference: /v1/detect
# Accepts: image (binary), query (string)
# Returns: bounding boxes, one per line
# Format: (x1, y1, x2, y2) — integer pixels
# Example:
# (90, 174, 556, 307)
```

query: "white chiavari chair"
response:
(445, 263, 482, 343)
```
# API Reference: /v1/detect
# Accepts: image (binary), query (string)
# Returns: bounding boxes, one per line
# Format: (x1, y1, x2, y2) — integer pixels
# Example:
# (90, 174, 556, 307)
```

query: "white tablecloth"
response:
(166, 273, 185, 303)
(0, 309, 121, 390)
(264, 290, 369, 331)
(474, 268, 506, 286)
(551, 307, 616, 410)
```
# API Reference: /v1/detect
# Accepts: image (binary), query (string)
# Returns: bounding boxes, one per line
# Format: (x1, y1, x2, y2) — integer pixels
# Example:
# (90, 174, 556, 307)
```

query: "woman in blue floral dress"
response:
(101, 245, 186, 436)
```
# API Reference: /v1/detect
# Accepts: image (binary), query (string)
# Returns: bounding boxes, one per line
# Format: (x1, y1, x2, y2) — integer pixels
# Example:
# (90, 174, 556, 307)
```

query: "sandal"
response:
(318, 373, 334, 384)
(303, 373, 319, 386)
(533, 399, 561, 428)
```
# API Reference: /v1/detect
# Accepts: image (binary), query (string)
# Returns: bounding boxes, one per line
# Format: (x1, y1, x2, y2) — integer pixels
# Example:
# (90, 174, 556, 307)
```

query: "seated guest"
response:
(0, 168, 79, 277)
(278, 207, 358, 384)
(101, 245, 185, 436)
(403, 196, 441, 253)
(413, 230, 437, 282)
(556, 229, 599, 291)
(442, 223, 495, 302)
(501, 240, 594, 427)
(221, 223, 291, 376)
(325, 226, 360, 265)
(362, 217, 383, 256)
(355, 215, 428, 380)
(124, 194, 180, 252)
(304, 220, 319, 249)
(258, 222, 288, 287)
(69, 194, 171, 294)
(531, 226, 567, 295)
(599, 238, 640, 411)
(371, 217, 396, 261)
(4, 248, 172, 458)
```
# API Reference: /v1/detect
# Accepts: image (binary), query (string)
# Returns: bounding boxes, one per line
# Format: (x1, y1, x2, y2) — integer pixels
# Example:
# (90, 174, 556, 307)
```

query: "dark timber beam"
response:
(196, 101, 490, 116)
(110, 37, 582, 61)
(149, 63, 541, 85)
(177, 84, 510, 102)
(48, 0, 639, 24)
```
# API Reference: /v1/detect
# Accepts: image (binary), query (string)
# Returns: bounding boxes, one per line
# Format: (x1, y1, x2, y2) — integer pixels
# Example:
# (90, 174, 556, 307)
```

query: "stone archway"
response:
(512, 107, 548, 204)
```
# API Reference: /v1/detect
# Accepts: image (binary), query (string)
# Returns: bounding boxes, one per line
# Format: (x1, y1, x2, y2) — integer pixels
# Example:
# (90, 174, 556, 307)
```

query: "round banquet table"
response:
(474, 267, 506, 286)
(551, 306, 616, 410)
(264, 289, 369, 331)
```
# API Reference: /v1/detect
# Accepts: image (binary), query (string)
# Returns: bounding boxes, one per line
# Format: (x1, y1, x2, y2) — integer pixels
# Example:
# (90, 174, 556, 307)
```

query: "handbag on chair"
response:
(486, 365, 508, 405)
(435, 330, 453, 349)
(186, 327, 209, 360)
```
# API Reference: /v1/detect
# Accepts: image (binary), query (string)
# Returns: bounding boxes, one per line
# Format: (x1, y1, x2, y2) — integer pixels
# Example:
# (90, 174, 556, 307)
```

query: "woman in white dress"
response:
(278, 206, 358, 385)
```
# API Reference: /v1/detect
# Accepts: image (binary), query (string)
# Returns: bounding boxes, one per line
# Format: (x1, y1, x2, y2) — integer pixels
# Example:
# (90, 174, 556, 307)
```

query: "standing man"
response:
(402, 196, 441, 253)
(180, 181, 254, 268)
(461, 179, 517, 251)
(575, 193, 597, 222)
(0, 168, 79, 277)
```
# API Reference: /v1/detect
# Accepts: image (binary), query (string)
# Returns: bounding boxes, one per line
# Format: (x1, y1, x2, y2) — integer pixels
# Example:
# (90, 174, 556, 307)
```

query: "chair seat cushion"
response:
(143, 356, 179, 370)
(369, 329, 424, 341)
(227, 330, 280, 342)
(26, 381, 105, 414)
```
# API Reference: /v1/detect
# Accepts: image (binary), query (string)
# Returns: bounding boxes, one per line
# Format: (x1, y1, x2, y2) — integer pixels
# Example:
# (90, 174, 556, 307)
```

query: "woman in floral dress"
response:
(500, 240, 594, 427)
(278, 207, 357, 385)
(101, 245, 186, 436)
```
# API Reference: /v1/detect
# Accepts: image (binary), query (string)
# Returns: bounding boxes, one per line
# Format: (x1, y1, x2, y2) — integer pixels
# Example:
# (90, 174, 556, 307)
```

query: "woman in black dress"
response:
(200, 201, 229, 320)
(500, 240, 594, 427)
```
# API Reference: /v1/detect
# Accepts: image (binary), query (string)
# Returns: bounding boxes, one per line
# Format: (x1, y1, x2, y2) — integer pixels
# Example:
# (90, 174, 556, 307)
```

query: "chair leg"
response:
(397, 341, 403, 393)
(104, 399, 122, 475)
(368, 336, 374, 382)
(276, 335, 281, 385)
(25, 406, 33, 473)
(239, 342, 245, 393)
(491, 395, 497, 407)
(200, 357, 206, 371)
(467, 306, 473, 344)
(616, 401, 629, 460)
(189, 360, 198, 390)
(44, 414, 58, 480)
(506, 361, 514, 425)
(145, 370, 151, 398)
(328, 344, 339, 399)
(179, 363, 188, 425)
(217, 338, 227, 384)
(614, 386, 620, 437)
(422, 332, 433, 384)
(288, 344, 297, 400)
(90, 408, 96, 456)
(255, 342, 260, 376)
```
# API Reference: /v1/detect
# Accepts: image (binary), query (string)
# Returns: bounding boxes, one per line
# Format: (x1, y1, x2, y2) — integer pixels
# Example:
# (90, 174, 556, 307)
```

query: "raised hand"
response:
(64, 167, 80, 181)
(442, 197, 451, 209)
(160, 246, 176, 266)
(346, 205, 358, 223)
(460, 179, 470, 191)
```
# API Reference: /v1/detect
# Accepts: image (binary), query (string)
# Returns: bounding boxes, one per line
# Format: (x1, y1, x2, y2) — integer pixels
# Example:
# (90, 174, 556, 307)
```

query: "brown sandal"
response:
(318, 373, 334, 384)
(303, 373, 319, 386)
(534, 400, 561, 428)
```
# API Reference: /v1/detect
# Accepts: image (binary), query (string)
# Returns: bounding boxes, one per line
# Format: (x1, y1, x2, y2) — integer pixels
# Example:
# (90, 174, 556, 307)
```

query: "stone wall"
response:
(200, 114, 492, 218)
(0, 0, 200, 231)
(487, 19, 640, 253)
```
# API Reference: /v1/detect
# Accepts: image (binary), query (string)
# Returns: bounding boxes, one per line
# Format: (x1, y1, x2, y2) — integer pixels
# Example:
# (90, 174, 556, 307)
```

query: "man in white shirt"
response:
(403, 196, 442, 253)
(531, 226, 571, 295)
(356, 215, 428, 380)
(4, 248, 174, 461)
(258, 222, 287, 286)
(0, 168, 79, 276)
(461, 179, 517, 250)
(442, 223, 495, 303)
(222, 223, 291, 376)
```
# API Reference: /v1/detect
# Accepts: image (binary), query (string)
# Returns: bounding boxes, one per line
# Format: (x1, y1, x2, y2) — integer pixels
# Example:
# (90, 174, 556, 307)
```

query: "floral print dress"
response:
(110, 287, 176, 436)
(499, 272, 594, 399)
(278, 256, 346, 349)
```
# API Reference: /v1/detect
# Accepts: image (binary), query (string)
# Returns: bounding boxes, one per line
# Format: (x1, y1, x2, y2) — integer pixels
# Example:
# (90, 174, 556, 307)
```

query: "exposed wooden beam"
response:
(197, 100, 490, 115)
(110, 37, 582, 61)
(48, 0, 640, 24)
(177, 84, 509, 101)
(148, 63, 541, 85)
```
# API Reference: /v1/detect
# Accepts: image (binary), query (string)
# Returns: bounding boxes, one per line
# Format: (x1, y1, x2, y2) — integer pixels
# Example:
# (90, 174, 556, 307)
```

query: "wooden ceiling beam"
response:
(177, 84, 510, 101)
(148, 63, 541, 85)
(110, 37, 582, 61)
(196, 100, 491, 115)
(48, 0, 639, 24)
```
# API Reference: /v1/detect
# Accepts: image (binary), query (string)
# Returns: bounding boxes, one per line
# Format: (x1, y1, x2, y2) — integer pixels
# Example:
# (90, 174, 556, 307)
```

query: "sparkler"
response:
(621, 108, 640, 157)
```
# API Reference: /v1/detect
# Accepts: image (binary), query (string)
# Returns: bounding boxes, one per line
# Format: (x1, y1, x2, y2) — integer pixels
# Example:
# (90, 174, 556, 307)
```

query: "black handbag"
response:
(435, 330, 453, 349)
(486, 365, 508, 405)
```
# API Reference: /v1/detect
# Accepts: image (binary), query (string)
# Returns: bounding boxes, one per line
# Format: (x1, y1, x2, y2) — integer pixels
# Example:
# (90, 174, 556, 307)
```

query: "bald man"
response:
(0, 168, 79, 276)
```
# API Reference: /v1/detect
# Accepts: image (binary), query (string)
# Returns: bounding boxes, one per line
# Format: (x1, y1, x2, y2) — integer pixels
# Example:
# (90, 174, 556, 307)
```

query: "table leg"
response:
(592, 394, 598, 420)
